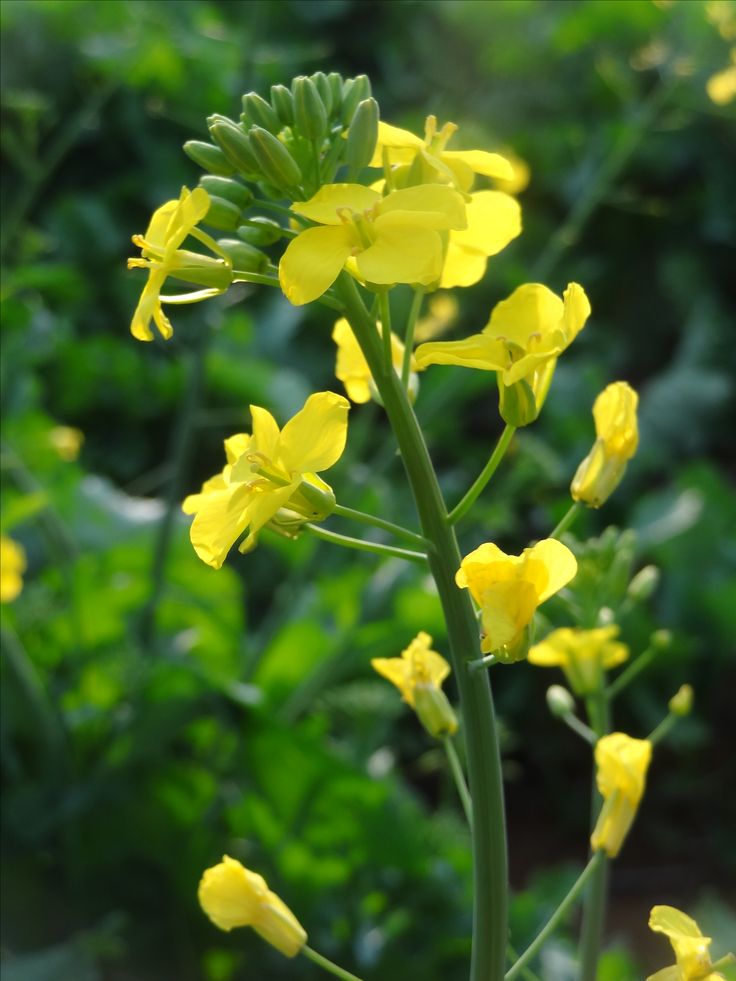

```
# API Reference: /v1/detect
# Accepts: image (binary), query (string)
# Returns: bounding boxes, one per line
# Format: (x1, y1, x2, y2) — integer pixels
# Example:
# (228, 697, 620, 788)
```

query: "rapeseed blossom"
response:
(528, 625, 629, 695)
(456, 539, 577, 661)
(332, 317, 418, 403)
(183, 392, 349, 568)
(199, 855, 306, 957)
(646, 905, 731, 981)
(440, 190, 522, 289)
(591, 732, 652, 858)
(1, 535, 26, 603)
(571, 381, 639, 507)
(279, 183, 467, 305)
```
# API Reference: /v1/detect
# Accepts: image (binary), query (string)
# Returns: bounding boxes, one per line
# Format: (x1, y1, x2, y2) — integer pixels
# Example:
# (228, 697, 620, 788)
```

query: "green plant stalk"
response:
(304, 523, 428, 564)
(336, 273, 508, 981)
(506, 852, 604, 981)
(550, 501, 581, 540)
(605, 642, 660, 700)
(401, 287, 424, 387)
(647, 712, 678, 747)
(448, 424, 516, 526)
(303, 944, 364, 981)
(331, 503, 429, 548)
(443, 736, 474, 828)
(506, 945, 542, 981)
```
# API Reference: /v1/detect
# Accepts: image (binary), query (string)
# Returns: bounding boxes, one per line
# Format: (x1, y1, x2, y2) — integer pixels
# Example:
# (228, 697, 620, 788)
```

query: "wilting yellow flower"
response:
(332, 317, 418, 403)
(706, 49, 736, 104)
(571, 381, 639, 508)
(414, 293, 459, 342)
(591, 732, 652, 858)
(456, 539, 577, 661)
(1, 535, 26, 603)
(370, 115, 515, 193)
(528, 625, 629, 696)
(647, 905, 731, 981)
(440, 190, 522, 289)
(183, 392, 349, 568)
(279, 183, 466, 305)
(49, 426, 84, 462)
(128, 187, 232, 341)
(372, 631, 458, 737)
(199, 855, 306, 957)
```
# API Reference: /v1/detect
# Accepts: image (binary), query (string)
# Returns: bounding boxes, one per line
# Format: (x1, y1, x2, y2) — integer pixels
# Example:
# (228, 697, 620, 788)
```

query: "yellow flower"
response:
(492, 151, 531, 196)
(49, 426, 84, 462)
(647, 905, 730, 981)
(414, 293, 459, 342)
(571, 381, 639, 508)
(372, 631, 458, 737)
(456, 539, 577, 661)
(198, 855, 306, 957)
(591, 732, 652, 858)
(440, 190, 522, 289)
(182, 392, 349, 568)
(128, 187, 232, 341)
(332, 317, 418, 403)
(279, 182, 467, 305)
(706, 49, 736, 104)
(1, 535, 26, 603)
(528, 625, 629, 696)
(415, 282, 590, 384)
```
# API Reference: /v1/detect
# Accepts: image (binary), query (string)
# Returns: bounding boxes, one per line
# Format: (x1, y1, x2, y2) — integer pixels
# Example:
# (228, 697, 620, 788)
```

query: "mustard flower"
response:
(571, 381, 639, 508)
(372, 631, 458, 737)
(456, 539, 577, 661)
(647, 905, 731, 981)
(528, 625, 629, 696)
(279, 182, 467, 305)
(199, 855, 306, 957)
(128, 187, 232, 341)
(183, 392, 349, 568)
(332, 317, 418, 404)
(49, 426, 84, 462)
(591, 732, 652, 858)
(707, 49, 736, 105)
(1, 535, 26, 604)
(440, 189, 522, 289)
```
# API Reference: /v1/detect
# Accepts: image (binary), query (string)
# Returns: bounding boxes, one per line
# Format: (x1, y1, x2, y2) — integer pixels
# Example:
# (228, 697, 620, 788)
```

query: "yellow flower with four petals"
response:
(591, 731, 652, 858)
(571, 381, 639, 507)
(646, 904, 732, 981)
(528, 625, 629, 696)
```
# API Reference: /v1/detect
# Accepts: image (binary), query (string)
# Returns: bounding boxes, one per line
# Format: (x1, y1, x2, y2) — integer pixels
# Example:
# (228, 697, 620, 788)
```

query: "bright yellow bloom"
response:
(199, 855, 306, 957)
(414, 293, 459, 342)
(369, 115, 515, 193)
(591, 732, 652, 858)
(415, 282, 590, 384)
(332, 317, 418, 403)
(49, 426, 84, 462)
(493, 151, 531, 195)
(571, 381, 639, 508)
(279, 183, 467, 305)
(456, 539, 577, 661)
(372, 631, 458, 737)
(128, 187, 232, 341)
(647, 905, 731, 981)
(440, 190, 522, 289)
(1, 535, 26, 603)
(183, 392, 349, 568)
(528, 625, 629, 696)
(706, 49, 736, 104)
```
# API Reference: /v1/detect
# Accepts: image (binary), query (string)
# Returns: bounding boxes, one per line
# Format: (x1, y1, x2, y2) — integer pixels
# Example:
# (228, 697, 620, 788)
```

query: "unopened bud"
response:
(668, 684, 693, 717)
(327, 72, 344, 113)
(346, 98, 380, 175)
(270, 84, 295, 126)
(237, 218, 284, 246)
(199, 176, 253, 210)
(651, 629, 672, 651)
(546, 685, 575, 718)
(292, 75, 328, 141)
(248, 126, 303, 190)
(208, 117, 261, 175)
(341, 74, 371, 125)
(242, 91, 282, 134)
(183, 140, 236, 177)
(311, 71, 334, 118)
(413, 684, 458, 738)
(498, 376, 538, 428)
(627, 565, 660, 602)
(288, 477, 336, 523)
(203, 196, 241, 232)
(217, 239, 269, 273)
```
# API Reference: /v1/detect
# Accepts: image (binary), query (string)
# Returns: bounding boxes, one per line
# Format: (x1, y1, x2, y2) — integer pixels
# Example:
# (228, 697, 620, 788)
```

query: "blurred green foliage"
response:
(1, 1, 735, 979)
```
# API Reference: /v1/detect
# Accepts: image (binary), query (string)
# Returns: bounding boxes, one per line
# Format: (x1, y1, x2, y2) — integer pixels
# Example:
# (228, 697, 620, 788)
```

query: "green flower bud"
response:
(183, 140, 236, 177)
(546, 684, 575, 718)
(199, 175, 253, 210)
(242, 91, 282, 134)
(288, 477, 336, 523)
(208, 116, 261, 176)
(248, 126, 303, 190)
(627, 565, 660, 602)
(292, 75, 328, 141)
(203, 196, 241, 232)
(270, 84, 295, 126)
(341, 74, 371, 125)
(327, 72, 344, 113)
(346, 98, 380, 175)
(668, 683, 693, 717)
(311, 71, 333, 117)
(498, 376, 538, 428)
(217, 238, 269, 273)
(413, 683, 458, 739)
(652, 629, 673, 650)
(237, 218, 285, 246)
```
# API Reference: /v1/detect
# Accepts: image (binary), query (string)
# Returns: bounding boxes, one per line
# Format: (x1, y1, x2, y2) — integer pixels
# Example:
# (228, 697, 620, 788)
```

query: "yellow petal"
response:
(1, 535, 26, 604)
(372, 656, 415, 705)
(224, 433, 251, 465)
(450, 190, 521, 257)
(292, 183, 381, 224)
(199, 855, 262, 930)
(644, 968, 680, 981)
(649, 906, 704, 941)
(525, 539, 578, 602)
(415, 333, 508, 372)
(187, 483, 252, 569)
(561, 282, 592, 343)
(479, 578, 539, 652)
(440, 241, 489, 289)
(279, 225, 354, 305)
(369, 119, 424, 166)
(239, 480, 299, 553)
(377, 184, 467, 230)
(442, 149, 515, 182)
(356, 219, 443, 286)
(130, 269, 169, 341)
(485, 283, 564, 350)
(278, 391, 350, 474)
(593, 382, 639, 458)
(250, 405, 282, 462)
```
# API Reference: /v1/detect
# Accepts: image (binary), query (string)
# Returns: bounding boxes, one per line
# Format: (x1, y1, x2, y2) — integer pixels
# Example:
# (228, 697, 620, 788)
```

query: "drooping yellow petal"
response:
(368, 120, 424, 166)
(450, 190, 522, 257)
(278, 224, 354, 305)
(442, 149, 514, 182)
(357, 218, 443, 287)
(526, 538, 579, 602)
(292, 183, 381, 224)
(415, 334, 508, 371)
(372, 632, 457, 736)
(278, 391, 350, 474)
(186, 482, 253, 570)
(591, 732, 652, 857)
(440, 241, 490, 289)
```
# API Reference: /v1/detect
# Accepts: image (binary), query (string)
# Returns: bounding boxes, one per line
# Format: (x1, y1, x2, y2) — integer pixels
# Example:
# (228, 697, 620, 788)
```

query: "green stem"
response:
(448, 424, 516, 526)
(304, 523, 428, 565)
(443, 736, 473, 828)
(550, 501, 582, 540)
(331, 503, 429, 549)
(378, 291, 393, 368)
(401, 287, 424, 387)
(251, 198, 304, 222)
(605, 643, 660, 700)
(559, 711, 596, 746)
(647, 712, 678, 747)
(506, 945, 542, 981)
(335, 273, 508, 981)
(468, 653, 497, 672)
(302, 944, 364, 981)
(506, 853, 605, 981)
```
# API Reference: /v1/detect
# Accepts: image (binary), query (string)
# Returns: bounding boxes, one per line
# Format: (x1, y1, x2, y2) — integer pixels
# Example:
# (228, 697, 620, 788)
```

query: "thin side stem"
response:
(303, 944, 364, 981)
(560, 712, 597, 746)
(605, 643, 660, 700)
(648, 712, 678, 747)
(401, 287, 424, 387)
(304, 523, 428, 565)
(506, 945, 542, 981)
(506, 852, 605, 981)
(378, 291, 393, 368)
(443, 736, 474, 828)
(448, 424, 516, 526)
(550, 501, 582, 540)
(468, 653, 497, 672)
(331, 503, 429, 549)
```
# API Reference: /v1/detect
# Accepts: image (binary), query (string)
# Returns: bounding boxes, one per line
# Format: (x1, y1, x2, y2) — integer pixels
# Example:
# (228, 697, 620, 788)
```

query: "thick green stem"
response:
(303, 944, 364, 981)
(449, 425, 515, 526)
(443, 736, 473, 828)
(335, 274, 508, 981)
(331, 503, 429, 549)
(304, 523, 427, 565)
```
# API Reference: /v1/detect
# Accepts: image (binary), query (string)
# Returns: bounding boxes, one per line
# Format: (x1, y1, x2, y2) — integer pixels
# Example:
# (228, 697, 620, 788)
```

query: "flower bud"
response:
(247, 126, 303, 190)
(546, 684, 575, 718)
(627, 564, 660, 602)
(651, 629, 672, 651)
(346, 98, 380, 175)
(327, 72, 344, 113)
(413, 683, 459, 738)
(237, 218, 285, 246)
(241, 91, 282, 134)
(183, 140, 236, 177)
(208, 116, 261, 175)
(203, 195, 241, 232)
(668, 683, 693, 717)
(217, 239, 269, 273)
(341, 74, 371, 125)
(498, 359, 556, 428)
(199, 175, 253, 210)
(292, 75, 328, 141)
(311, 71, 334, 117)
(287, 476, 336, 522)
(270, 84, 295, 126)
